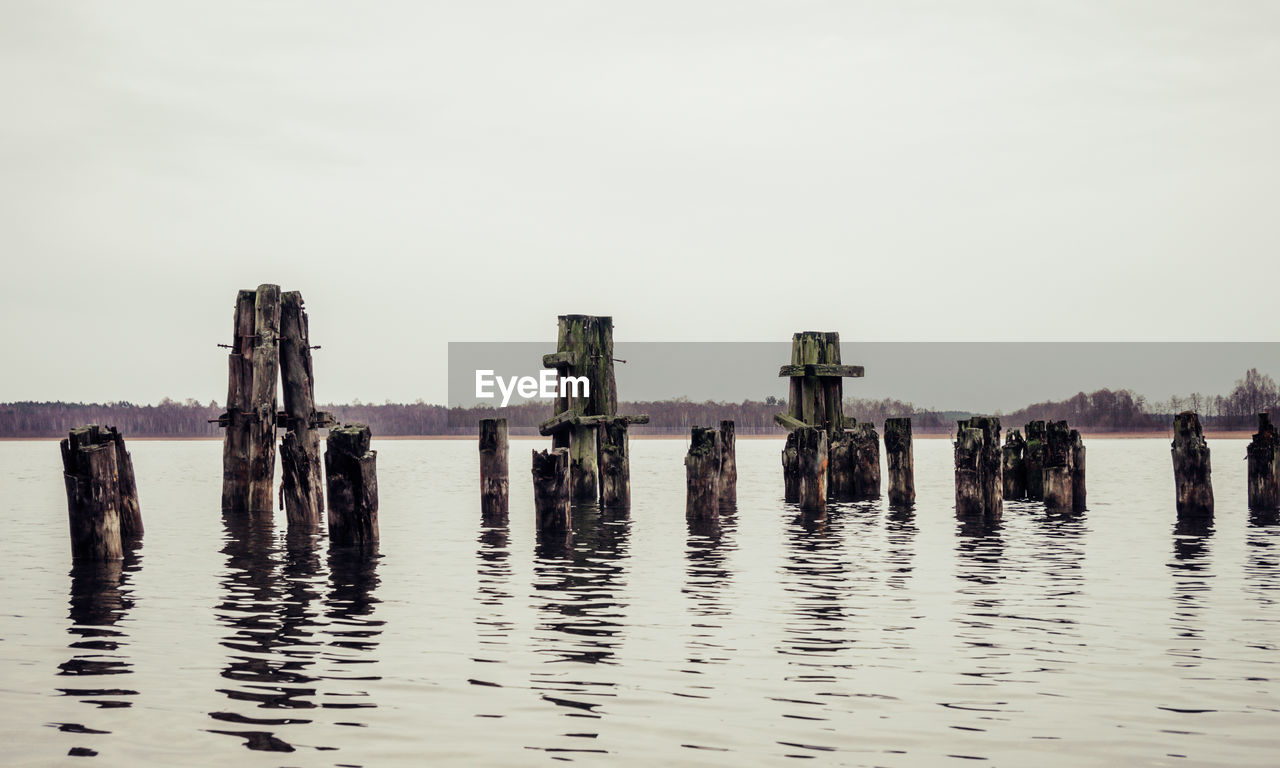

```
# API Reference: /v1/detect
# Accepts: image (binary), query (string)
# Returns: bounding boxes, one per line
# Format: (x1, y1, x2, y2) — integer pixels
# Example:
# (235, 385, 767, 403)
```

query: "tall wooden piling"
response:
(1025, 420, 1046, 501)
(325, 424, 379, 545)
(1070, 429, 1087, 512)
(955, 416, 1002, 520)
(828, 431, 854, 501)
(685, 426, 722, 520)
(599, 417, 631, 509)
(279, 291, 328, 527)
(61, 427, 127, 561)
(718, 420, 737, 507)
(479, 418, 509, 522)
(884, 418, 915, 509)
(220, 290, 255, 512)
(532, 448, 571, 532)
(1171, 411, 1214, 518)
(850, 422, 881, 500)
(1247, 414, 1279, 511)
(782, 431, 800, 503)
(796, 426, 828, 513)
(1043, 420, 1073, 512)
(218, 284, 282, 513)
(1002, 429, 1027, 500)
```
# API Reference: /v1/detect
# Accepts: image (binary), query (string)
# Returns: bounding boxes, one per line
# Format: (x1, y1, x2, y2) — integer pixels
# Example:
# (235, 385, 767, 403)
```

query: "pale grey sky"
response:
(1, 1, 1277, 405)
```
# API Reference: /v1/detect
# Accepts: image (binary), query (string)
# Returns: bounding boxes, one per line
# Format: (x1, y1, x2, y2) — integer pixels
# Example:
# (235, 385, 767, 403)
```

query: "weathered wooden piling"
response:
(955, 416, 1002, 520)
(599, 417, 631, 509)
(782, 431, 800, 503)
(532, 447, 571, 531)
(479, 418, 509, 522)
(796, 426, 828, 513)
(1002, 429, 1027, 500)
(1070, 429, 1087, 512)
(686, 426, 722, 520)
(850, 422, 881, 500)
(884, 418, 915, 509)
(1171, 411, 1214, 518)
(718, 420, 737, 507)
(1247, 414, 1279, 511)
(278, 291, 329, 527)
(1043, 420, 1074, 512)
(1025, 420, 1046, 502)
(218, 284, 282, 513)
(828, 431, 854, 501)
(61, 427, 127, 560)
(325, 424, 379, 545)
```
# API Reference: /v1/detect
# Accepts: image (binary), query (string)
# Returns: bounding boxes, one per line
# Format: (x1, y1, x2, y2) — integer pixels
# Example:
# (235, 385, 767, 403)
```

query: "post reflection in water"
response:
(684, 507, 737, 666)
(54, 545, 143, 756)
(475, 526, 513, 664)
(1246, 509, 1280, 611)
(208, 512, 383, 755)
(884, 508, 917, 593)
(527, 502, 630, 758)
(1168, 517, 1214, 667)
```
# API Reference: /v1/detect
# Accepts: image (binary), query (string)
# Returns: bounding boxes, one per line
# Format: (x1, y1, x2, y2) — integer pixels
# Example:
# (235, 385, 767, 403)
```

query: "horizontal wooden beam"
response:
(542, 351, 574, 368)
(539, 412, 649, 436)
(773, 413, 808, 431)
(778, 364, 865, 378)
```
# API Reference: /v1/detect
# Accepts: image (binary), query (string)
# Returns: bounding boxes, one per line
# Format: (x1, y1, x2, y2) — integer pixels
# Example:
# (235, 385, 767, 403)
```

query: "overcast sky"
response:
(1, 2, 1276, 406)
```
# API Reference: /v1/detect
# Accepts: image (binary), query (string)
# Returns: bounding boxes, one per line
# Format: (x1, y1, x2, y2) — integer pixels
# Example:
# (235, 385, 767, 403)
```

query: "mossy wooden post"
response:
(773, 331, 864, 498)
(782, 432, 800, 502)
(1025, 420, 1047, 502)
(1247, 414, 1279, 511)
(884, 418, 915, 509)
(828, 430, 854, 501)
(599, 417, 630, 509)
(479, 418, 509, 522)
(532, 448, 571, 531)
(956, 416, 1002, 519)
(219, 290, 256, 512)
(279, 291, 327, 527)
(326, 424, 379, 545)
(1002, 429, 1027, 500)
(850, 422, 881, 500)
(685, 426, 721, 520)
(61, 427, 124, 560)
(718, 420, 737, 506)
(1171, 411, 1214, 519)
(1042, 420, 1073, 512)
(540, 315, 647, 504)
(796, 426, 828, 513)
(1069, 429, 1087, 512)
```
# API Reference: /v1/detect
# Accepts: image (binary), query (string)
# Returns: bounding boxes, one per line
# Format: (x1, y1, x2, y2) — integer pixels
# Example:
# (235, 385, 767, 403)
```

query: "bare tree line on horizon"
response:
(2, 369, 1276, 438)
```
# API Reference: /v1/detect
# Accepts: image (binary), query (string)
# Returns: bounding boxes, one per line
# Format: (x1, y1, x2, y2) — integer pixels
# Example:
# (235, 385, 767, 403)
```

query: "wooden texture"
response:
(247, 285, 282, 513)
(1002, 429, 1027, 500)
(325, 424, 379, 545)
(796, 426, 828, 513)
(718, 420, 737, 506)
(850, 422, 881, 500)
(828, 430, 854, 501)
(1247, 413, 1279, 511)
(531, 447, 571, 531)
(1024, 420, 1046, 502)
(1043, 466, 1074, 512)
(1070, 429, 1087, 512)
(884, 417, 915, 509)
(1171, 411, 1214, 518)
(599, 417, 631, 509)
(479, 418, 509, 521)
(782, 431, 799, 503)
(685, 426, 721, 520)
(61, 430, 124, 561)
(220, 290, 256, 512)
(278, 291, 324, 527)
(955, 416, 1002, 520)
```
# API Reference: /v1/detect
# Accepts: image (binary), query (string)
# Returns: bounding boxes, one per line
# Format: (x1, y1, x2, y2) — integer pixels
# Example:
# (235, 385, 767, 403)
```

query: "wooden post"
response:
(686, 426, 721, 520)
(828, 430, 854, 501)
(1247, 414, 1280, 511)
(1070, 429, 1087, 512)
(479, 418, 509, 522)
(796, 426, 828, 512)
(1002, 429, 1027, 500)
(599, 417, 631, 509)
(1025, 420, 1046, 502)
(220, 289, 255, 512)
(955, 425, 985, 518)
(247, 285, 282, 513)
(782, 431, 799, 503)
(325, 424, 379, 545)
(1043, 420, 1073, 512)
(884, 418, 915, 509)
(850, 422, 881, 500)
(1171, 411, 1214, 518)
(279, 291, 325, 527)
(61, 427, 124, 560)
(718, 419, 737, 507)
(532, 447, 571, 531)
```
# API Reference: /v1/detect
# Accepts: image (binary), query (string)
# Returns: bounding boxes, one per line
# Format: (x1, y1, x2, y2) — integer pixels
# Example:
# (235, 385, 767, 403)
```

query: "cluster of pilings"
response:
(684, 421, 737, 525)
(1001, 420, 1086, 512)
(214, 284, 375, 544)
(60, 425, 143, 560)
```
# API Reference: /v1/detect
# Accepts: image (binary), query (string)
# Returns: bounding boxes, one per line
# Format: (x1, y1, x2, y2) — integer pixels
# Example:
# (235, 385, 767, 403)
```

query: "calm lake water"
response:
(2, 437, 1277, 766)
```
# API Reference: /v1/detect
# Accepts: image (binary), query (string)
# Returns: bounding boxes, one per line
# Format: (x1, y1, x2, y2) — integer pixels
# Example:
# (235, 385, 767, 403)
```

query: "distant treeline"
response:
(2, 369, 1276, 437)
